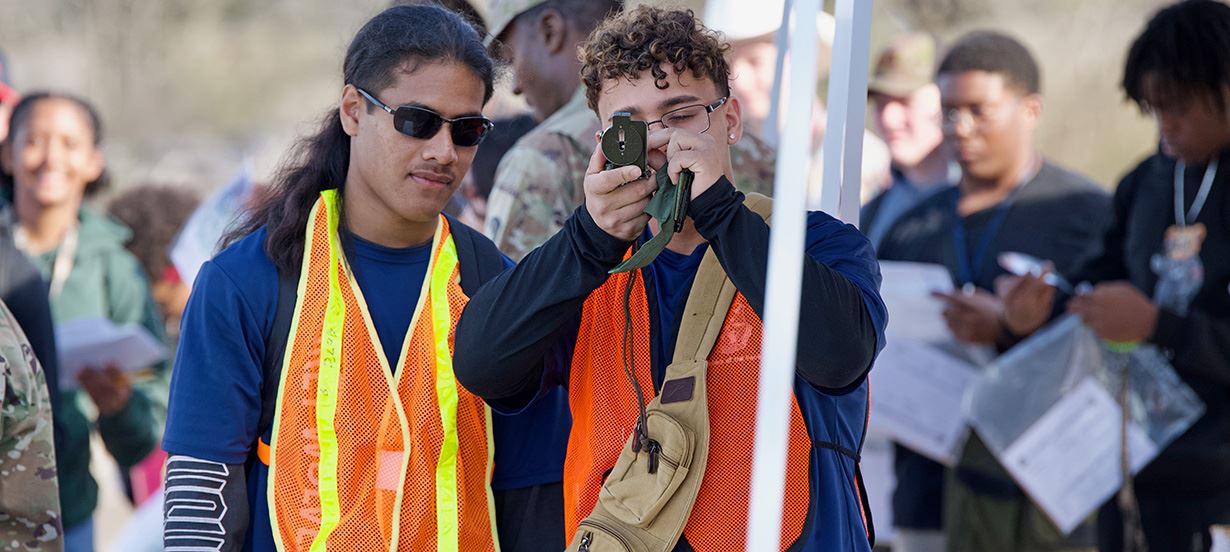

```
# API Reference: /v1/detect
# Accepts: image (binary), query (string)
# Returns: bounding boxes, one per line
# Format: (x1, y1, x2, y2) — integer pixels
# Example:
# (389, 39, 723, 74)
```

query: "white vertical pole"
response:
(838, 0, 873, 225)
(745, 0, 822, 549)
(819, 0, 855, 217)
(763, 0, 794, 146)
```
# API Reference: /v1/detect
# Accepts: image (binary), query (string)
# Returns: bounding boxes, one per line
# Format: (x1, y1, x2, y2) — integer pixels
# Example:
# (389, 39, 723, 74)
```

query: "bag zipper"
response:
(578, 518, 635, 551)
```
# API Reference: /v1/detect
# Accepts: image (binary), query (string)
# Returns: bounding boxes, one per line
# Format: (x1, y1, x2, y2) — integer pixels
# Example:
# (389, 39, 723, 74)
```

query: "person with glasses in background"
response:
(160, 6, 569, 551)
(454, 6, 886, 551)
(876, 31, 1111, 552)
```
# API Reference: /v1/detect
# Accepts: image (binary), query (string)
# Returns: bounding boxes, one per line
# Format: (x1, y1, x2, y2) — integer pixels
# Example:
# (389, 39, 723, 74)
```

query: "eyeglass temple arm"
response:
(355, 87, 395, 115)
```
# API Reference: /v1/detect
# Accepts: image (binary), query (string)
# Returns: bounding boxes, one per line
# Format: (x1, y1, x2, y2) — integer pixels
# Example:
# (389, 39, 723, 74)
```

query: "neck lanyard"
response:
(951, 163, 1038, 286)
(1174, 159, 1219, 228)
(952, 196, 1013, 286)
(14, 224, 79, 300)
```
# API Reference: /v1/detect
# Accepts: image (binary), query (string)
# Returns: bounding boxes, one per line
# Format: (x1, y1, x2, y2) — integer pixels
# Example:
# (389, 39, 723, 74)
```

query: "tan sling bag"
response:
(565, 194, 773, 552)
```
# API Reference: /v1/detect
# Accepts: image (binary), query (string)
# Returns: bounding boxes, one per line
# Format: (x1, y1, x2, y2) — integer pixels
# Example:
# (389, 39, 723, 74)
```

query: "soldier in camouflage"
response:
(483, 0, 779, 260)
(0, 300, 60, 552)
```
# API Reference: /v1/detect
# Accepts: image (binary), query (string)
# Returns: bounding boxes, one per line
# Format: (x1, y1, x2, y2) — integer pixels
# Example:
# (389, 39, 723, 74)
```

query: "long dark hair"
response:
(1, 92, 110, 198)
(223, 4, 496, 273)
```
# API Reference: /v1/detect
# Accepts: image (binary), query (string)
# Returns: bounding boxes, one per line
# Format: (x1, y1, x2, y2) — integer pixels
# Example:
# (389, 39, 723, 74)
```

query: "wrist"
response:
(688, 176, 740, 238)
(574, 203, 635, 261)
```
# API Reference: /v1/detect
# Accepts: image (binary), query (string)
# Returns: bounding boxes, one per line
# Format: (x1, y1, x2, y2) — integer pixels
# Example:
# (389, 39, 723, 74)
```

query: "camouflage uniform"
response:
(484, 87, 596, 261)
(0, 301, 61, 552)
(729, 131, 779, 198)
(484, 87, 780, 260)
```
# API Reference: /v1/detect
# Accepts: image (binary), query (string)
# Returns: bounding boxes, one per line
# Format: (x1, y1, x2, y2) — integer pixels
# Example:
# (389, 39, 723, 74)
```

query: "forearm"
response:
(690, 178, 878, 389)
(455, 205, 629, 400)
(163, 455, 249, 552)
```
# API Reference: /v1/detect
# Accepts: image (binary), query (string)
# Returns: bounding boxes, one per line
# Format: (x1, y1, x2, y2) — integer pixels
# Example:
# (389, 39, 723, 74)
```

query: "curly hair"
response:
(107, 185, 200, 282)
(578, 5, 731, 113)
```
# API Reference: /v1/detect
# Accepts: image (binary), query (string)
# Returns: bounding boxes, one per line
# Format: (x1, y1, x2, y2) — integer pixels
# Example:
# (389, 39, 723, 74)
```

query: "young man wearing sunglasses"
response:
(454, 6, 886, 551)
(160, 5, 570, 552)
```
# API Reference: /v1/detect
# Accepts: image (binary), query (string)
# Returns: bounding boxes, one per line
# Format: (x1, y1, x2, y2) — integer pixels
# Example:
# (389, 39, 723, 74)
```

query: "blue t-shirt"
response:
(635, 212, 884, 552)
(163, 226, 570, 551)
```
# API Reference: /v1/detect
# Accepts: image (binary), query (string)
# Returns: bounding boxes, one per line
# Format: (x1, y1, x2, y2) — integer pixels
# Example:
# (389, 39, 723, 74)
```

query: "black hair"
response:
(2, 92, 110, 197)
(936, 30, 1041, 95)
(1123, 0, 1230, 113)
(518, 0, 624, 36)
(222, 4, 496, 274)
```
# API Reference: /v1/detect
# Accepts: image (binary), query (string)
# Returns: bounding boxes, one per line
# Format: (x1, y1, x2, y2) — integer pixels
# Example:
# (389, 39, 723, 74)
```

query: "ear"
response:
(339, 84, 364, 137)
(81, 146, 105, 184)
(722, 94, 745, 144)
(539, 9, 568, 56)
(1020, 92, 1043, 130)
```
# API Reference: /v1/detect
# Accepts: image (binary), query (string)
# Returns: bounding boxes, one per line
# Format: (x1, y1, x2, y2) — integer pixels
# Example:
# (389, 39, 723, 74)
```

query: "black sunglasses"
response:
(356, 87, 494, 147)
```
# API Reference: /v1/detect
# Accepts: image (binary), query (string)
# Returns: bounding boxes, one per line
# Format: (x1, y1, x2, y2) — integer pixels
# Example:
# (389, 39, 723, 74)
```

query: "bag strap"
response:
(446, 214, 506, 297)
(663, 192, 877, 548)
(256, 266, 298, 447)
(669, 193, 773, 366)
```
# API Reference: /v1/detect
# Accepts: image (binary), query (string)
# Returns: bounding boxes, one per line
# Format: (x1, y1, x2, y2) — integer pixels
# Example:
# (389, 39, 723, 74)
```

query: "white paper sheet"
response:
(107, 489, 163, 552)
(878, 261, 954, 342)
(869, 338, 979, 466)
(56, 318, 167, 389)
(170, 167, 254, 288)
(999, 377, 1159, 535)
(1211, 526, 1230, 552)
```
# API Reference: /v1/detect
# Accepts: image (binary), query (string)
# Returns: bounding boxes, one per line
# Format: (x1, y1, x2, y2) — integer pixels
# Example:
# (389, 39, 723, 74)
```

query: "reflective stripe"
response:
(484, 404, 500, 552)
(310, 189, 346, 552)
(432, 235, 461, 552)
(266, 197, 321, 552)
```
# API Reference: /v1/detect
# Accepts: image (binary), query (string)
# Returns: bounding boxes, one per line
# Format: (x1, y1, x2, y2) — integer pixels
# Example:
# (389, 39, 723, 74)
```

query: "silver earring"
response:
(728, 133, 736, 141)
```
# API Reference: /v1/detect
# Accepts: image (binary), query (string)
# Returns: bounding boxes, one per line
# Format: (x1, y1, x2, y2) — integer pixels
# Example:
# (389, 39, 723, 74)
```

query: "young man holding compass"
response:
(453, 6, 886, 551)
(1002, 2, 1230, 550)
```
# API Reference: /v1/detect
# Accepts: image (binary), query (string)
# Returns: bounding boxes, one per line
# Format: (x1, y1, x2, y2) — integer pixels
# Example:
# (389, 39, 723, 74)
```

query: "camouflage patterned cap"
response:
(867, 32, 936, 98)
(484, 0, 548, 47)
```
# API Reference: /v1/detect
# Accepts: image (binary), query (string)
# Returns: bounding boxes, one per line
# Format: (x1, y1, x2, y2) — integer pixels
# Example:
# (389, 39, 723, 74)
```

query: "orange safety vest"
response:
(564, 269, 812, 551)
(264, 189, 498, 552)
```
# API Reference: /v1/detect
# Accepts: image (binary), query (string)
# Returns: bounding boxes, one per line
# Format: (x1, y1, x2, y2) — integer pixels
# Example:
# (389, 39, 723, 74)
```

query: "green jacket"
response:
(27, 207, 168, 530)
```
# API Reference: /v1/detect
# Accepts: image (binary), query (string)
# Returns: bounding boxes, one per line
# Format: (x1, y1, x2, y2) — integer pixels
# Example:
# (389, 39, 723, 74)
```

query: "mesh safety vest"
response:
(564, 269, 812, 550)
(265, 189, 498, 552)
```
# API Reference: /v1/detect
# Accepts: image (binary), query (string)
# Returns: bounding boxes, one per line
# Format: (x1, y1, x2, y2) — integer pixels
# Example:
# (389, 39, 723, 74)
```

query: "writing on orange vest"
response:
(265, 189, 498, 552)
(565, 269, 812, 550)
